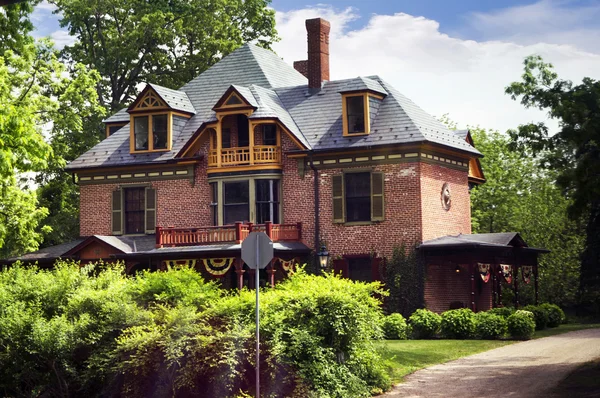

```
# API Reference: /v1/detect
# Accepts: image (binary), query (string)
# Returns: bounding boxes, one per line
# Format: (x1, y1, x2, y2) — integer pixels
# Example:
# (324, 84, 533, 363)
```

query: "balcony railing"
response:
(156, 221, 302, 248)
(208, 145, 281, 167)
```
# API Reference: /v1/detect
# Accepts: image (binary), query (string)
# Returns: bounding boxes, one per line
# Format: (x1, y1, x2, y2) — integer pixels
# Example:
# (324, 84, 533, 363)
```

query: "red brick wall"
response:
(280, 133, 315, 249)
(424, 264, 472, 313)
(317, 162, 423, 260)
(79, 140, 211, 236)
(420, 162, 471, 241)
(425, 263, 493, 313)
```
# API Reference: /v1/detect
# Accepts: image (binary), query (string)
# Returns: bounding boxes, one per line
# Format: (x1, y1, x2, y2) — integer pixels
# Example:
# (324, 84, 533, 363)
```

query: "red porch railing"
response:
(156, 221, 302, 248)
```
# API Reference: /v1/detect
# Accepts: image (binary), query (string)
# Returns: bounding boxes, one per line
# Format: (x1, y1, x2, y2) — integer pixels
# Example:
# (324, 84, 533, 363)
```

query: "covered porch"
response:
(418, 233, 549, 313)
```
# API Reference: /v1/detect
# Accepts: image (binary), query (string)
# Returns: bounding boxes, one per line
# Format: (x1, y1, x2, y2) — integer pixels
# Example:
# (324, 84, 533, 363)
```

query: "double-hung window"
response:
(255, 179, 280, 224)
(223, 181, 249, 225)
(111, 186, 157, 235)
(332, 172, 384, 224)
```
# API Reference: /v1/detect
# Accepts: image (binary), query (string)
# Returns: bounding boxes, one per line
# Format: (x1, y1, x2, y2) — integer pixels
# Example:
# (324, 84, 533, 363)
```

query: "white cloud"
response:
(49, 30, 76, 49)
(273, 4, 600, 134)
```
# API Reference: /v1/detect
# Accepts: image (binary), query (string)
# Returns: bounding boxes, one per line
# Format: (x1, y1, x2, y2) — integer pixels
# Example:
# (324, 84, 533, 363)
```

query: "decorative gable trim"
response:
(128, 86, 170, 113)
(212, 86, 257, 112)
(464, 131, 486, 185)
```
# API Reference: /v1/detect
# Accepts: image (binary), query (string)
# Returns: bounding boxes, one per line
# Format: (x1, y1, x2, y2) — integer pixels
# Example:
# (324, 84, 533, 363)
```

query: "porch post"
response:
(470, 262, 477, 312)
(492, 263, 497, 308)
(534, 264, 539, 305)
(248, 269, 256, 289)
(497, 267, 503, 307)
(235, 258, 245, 290)
(514, 265, 520, 309)
(267, 259, 276, 287)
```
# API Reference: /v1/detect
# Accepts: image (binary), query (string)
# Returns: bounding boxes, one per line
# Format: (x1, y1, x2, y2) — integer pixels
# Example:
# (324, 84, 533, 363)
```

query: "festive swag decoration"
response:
(522, 266, 533, 284)
(202, 258, 234, 277)
(278, 258, 297, 274)
(500, 264, 512, 284)
(478, 263, 491, 283)
(163, 259, 196, 270)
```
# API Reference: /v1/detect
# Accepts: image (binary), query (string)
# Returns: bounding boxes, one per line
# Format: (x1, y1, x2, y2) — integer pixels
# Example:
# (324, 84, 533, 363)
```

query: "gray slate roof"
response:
(2, 239, 85, 263)
(103, 108, 129, 123)
(70, 43, 480, 171)
(148, 83, 196, 114)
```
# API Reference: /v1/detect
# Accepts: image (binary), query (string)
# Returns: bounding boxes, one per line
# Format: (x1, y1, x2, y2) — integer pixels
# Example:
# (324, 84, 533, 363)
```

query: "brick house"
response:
(5, 18, 547, 312)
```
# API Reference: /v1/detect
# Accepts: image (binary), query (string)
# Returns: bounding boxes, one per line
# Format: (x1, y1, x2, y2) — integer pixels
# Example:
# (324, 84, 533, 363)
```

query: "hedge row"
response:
(383, 303, 565, 341)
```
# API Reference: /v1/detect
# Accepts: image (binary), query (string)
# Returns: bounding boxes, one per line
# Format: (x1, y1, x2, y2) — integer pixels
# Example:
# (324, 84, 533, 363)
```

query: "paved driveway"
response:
(382, 328, 600, 398)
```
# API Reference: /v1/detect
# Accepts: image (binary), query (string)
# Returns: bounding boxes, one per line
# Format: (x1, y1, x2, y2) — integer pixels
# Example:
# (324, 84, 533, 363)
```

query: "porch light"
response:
(318, 245, 329, 269)
(455, 265, 461, 274)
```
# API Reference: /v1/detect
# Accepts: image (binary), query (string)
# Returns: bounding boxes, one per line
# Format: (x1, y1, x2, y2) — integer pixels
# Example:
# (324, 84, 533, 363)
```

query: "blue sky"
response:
(30, 0, 600, 132)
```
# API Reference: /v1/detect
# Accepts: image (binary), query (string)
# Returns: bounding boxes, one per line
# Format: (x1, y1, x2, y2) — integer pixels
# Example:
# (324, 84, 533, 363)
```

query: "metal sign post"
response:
(241, 232, 273, 398)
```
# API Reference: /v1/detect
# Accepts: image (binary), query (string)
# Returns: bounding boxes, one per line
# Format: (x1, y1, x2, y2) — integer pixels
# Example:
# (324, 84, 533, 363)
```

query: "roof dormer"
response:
(212, 85, 258, 114)
(127, 84, 195, 154)
(339, 77, 387, 137)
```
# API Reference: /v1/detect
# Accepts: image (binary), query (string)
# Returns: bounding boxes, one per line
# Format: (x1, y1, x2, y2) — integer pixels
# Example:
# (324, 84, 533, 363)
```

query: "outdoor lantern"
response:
(318, 245, 329, 269)
(455, 265, 461, 274)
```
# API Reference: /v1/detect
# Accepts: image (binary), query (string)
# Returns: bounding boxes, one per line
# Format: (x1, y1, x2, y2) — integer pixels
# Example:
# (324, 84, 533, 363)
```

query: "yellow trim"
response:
(171, 111, 194, 118)
(342, 92, 370, 136)
(105, 122, 127, 138)
(129, 111, 173, 154)
(216, 109, 254, 120)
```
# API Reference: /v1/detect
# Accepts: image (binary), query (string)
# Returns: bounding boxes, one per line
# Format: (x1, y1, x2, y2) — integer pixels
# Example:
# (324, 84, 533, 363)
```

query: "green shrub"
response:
(0, 263, 390, 398)
(382, 313, 408, 340)
(475, 312, 507, 339)
(440, 308, 477, 339)
(539, 303, 565, 328)
(409, 309, 441, 339)
(522, 305, 549, 330)
(507, 310, 536, 339)
(487, 307, 515, 318)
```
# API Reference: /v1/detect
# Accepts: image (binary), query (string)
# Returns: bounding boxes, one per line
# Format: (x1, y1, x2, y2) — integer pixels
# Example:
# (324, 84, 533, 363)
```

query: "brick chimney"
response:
(294, 18, 330, 89)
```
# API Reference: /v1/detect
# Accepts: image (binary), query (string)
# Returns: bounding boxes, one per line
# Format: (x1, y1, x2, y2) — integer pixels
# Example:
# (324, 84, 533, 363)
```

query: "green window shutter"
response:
(145, 187, 157, 234)
(111, 189, 123, 235)
(371, 172, 384, 221)
(332, 175, 345, 223)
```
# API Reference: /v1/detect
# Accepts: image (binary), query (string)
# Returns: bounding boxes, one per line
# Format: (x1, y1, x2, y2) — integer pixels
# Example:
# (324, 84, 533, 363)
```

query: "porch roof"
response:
(418, 233, 549, 254)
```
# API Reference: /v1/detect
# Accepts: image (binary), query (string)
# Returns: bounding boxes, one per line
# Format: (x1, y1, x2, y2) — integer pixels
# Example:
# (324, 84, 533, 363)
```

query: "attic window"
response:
(342, 93, 370, 136)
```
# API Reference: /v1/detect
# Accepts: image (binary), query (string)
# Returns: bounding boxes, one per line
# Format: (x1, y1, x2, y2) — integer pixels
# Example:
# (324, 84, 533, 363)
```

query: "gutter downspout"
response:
(308, 152, 320, 254)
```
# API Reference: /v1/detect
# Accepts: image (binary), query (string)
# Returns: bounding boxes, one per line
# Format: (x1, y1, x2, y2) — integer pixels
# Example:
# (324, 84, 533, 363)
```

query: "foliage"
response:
(538, 303, 565, 328)
(408, 309, 441, 339)
(507, 310, 536, 339)
(506, 55, 600, 313)
(475, 312, 508, 339)
(52, 0, 278, 112)
(382, 313, 409, 340)
(0, 6, 103, 256)
(522, 305, 549, 330)
(486, 307, 515, 318)
(469, 127, 584, 307)
(440, 309, 477, 339)
(381, 243, 423, 317)
(0, 263, 389, 397)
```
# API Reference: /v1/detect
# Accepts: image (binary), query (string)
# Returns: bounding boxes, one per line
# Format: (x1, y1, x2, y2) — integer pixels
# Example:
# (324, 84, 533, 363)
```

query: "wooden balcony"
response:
(208, 145, 281, 168)
(156, 221, 302, 248)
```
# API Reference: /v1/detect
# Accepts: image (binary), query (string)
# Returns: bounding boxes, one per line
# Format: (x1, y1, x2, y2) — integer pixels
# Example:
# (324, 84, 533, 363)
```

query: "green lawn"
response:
(378, 323, 600, 384)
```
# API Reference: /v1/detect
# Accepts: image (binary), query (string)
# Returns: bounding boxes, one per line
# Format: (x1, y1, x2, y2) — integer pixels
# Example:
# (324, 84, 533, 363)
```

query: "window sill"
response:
(336, 221, 381, 226)
(131, 148, 171, 154)
(343, 132, 369, 137)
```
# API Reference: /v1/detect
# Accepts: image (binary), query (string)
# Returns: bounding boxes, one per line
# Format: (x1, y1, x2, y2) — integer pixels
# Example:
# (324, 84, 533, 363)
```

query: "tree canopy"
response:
(52, 0, 278, 111)
(469, 127, 584, 307)
(506, 56, 600, 311)
(0, 2, 103, 257)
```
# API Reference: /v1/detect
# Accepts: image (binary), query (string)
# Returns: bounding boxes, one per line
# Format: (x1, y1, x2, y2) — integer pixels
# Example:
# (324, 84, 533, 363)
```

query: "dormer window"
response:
(132, 113, 171, 152)
(126, 83, 195, 154)
(342, 93, 370, 136)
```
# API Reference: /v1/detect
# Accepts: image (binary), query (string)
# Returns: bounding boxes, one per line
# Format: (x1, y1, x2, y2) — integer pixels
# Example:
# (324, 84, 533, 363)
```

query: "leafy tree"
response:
(52, 0, 279, 111)
(0, 2, 103, 256)
(505, 56, 600, 312)
(470, 127, 583, 307)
